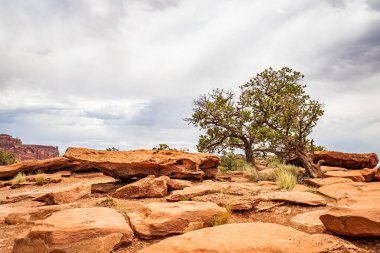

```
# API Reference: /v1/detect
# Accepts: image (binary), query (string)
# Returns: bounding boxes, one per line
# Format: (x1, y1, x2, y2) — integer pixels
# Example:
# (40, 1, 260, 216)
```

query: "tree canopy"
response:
(185, 67, 325, 177)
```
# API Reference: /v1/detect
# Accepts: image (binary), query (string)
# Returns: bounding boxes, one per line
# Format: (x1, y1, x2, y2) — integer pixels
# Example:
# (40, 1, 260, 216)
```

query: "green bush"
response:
(12, 172, 26, 185)
(219, 151, 250, 172)
(0, 150, 17, 165)
(266, 155, 282, 168)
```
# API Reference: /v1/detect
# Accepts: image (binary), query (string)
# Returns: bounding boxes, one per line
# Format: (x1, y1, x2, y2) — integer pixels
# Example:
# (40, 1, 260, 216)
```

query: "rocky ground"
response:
(0, 148, 379, 252)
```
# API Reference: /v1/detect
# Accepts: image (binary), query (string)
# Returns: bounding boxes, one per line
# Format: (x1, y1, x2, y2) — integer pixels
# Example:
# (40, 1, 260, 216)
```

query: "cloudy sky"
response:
(0, 0, 379, 155)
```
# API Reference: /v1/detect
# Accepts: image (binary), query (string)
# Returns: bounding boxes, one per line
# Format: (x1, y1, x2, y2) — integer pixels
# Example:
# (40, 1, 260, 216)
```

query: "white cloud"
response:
(0, 0, 379, 156)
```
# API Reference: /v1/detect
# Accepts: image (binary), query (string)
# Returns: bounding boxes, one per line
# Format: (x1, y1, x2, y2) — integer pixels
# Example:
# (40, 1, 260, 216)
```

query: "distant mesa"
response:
(0, 134, 59, 161)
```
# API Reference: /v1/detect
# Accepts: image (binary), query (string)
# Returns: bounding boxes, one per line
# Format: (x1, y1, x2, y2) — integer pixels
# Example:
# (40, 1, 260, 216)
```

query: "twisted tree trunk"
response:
(296, 142, 325, 178)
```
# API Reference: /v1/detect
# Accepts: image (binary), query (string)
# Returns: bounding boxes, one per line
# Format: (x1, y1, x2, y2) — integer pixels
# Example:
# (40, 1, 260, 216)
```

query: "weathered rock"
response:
(140, 222, 366, 253)
(166, 182, 223, 201)
(291, 209, 327, 232)
(91, 182, 117, 193)
(321, 166, 347, 172)
(375, 168, 380, 181)
(113, 175, 168, 198)
(324, 170, 365, 182)
(192, 193, 260, 211)
(304, 177, 354, 187)
(13, 207, 134, 253)
(292, 184, 309, 191)
(265, 191, 327, 206)
(360, 168, 376, 182)
(0, 157, 93, 179)
(166, 178, 193, 190)
(320, 192, 380, 237)
(315, 151, 378, 169)
(33, 184, 91, 204)
(64, 147, 219, 180)
(317, 182, 380, 200)
(128, 201, 225, 239)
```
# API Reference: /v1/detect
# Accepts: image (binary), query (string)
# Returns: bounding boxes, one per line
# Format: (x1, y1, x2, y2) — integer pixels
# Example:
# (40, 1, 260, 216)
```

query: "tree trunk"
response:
(296, 148, 324, 178)
(244, 144, 255, 165)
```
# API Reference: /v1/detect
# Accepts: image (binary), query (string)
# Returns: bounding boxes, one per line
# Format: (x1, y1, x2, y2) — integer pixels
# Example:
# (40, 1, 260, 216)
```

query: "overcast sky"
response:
(0, 0, 379, 156)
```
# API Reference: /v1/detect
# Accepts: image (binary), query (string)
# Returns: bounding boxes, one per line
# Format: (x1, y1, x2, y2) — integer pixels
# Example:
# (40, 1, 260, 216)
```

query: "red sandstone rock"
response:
(0, 157, 93, 179)
(127, 201, 225, 239)
(265, 191, 327, 206)
(113, 175, 169, 199)
(13, 207, 134, 253)
(304, 177, 354, 187)
(360, 168, 376, 182)
(0, 134, 59, 161)
(324, 170, 365, 182)
(64, 147, 219, 180)
(140, 223, 364, 253)
(315, 151, 378, 169)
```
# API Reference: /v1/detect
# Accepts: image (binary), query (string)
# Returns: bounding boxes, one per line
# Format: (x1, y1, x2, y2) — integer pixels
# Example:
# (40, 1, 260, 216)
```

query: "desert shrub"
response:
(97, 197, 118, 207)
(12, 172, 26, 185)
(257, 171, 276, 181)
(106, 147, 119, 151)
(275, 169, 296, 190)
(266, 155, 282, 168)
(152, 144, 176, 151)
(212, 206, 232, 226)
(0, 150, 17, 165)
(35, 173, 47, 185)
(219, 151, 250, 172)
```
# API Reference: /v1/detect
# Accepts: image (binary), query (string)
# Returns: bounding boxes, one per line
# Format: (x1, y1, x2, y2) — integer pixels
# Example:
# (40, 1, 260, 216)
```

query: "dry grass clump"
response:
(275, 169, 296, 190)
(212, 206, 232, 226)
(12, 172, 26, 185)
(35, 171, 47, 185)
(97, 197, 118, 208)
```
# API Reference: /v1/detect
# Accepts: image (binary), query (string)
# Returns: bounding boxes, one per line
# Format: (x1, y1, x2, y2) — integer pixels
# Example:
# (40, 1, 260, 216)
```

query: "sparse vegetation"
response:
(106, 147, 119, 151)
(35, 173, 47, 185)
(275, 169, 297, 190)
(12, 172, 26, 185)
(0, 150, 17, 165)
(152, 144, 175, 151)
(212, 206, 232, 226)
(97, 197, 118, 207)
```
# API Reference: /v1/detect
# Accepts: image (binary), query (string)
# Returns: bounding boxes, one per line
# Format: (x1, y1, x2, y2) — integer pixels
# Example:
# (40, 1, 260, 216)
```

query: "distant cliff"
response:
(0, 134, 59, 161)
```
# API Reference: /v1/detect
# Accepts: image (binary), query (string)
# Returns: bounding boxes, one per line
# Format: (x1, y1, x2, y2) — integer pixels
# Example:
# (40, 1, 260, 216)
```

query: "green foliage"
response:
(106, 147, 119, 151)
(212, 206, 232, 226)
(219, 151, 249, 172)
(12, 172, 26, 185)
(185, 67, 324, 169)
(266, 155, 282, 168)
(152, 144, 175, 151)
(0, 150, 17, 165)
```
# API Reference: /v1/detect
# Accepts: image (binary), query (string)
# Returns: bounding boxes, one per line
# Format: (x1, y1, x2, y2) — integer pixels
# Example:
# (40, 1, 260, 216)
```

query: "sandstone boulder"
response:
(140, 222, 365, 253)
(192, 193, 260, 211)
(128, 201, 225, 239)
(315, 151, 378, 169)
(304, 177, 353, 187)
(113, 175, 168, 198)
(166, 178, 193, 190)
(360, 168, 376, 182)
(166, 182, 223, 201)
(33, 184, 91, 205)
(0, 157, 93, 179)
(13, 207, 134, 253)
(320, 192, 380, 237)
(317, 182, 380, 200)
(64, 147, 219, 180)
(265, 191, 327, 206)
(324, 170, 365, 182)
(291, 209, 327, 232)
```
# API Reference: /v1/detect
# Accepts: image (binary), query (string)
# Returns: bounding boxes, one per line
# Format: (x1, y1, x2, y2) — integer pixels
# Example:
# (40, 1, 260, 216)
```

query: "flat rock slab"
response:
(140, 222, 366, 253)
(320, 192, 380, 237)
(13, 207, 134, 253)
(113, 175, 168, 199)
(291, 209, 328, 232)
(292, 184, 309, 191)
(128, 201, 225, 239)
(324, 170, 365, 182)
(265, 191, 327, 206)
(192, 193, 260, 211)
(33, 184, 91, 204)
(314, 151, 378, 170)
(321, 166, 347, 172)
(0, 157, 92, 179)
(304, 177, 354, 187)
(317, 182, 380, 200)
(167, 178, 193, 190)
(64, 147, 219, 180)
